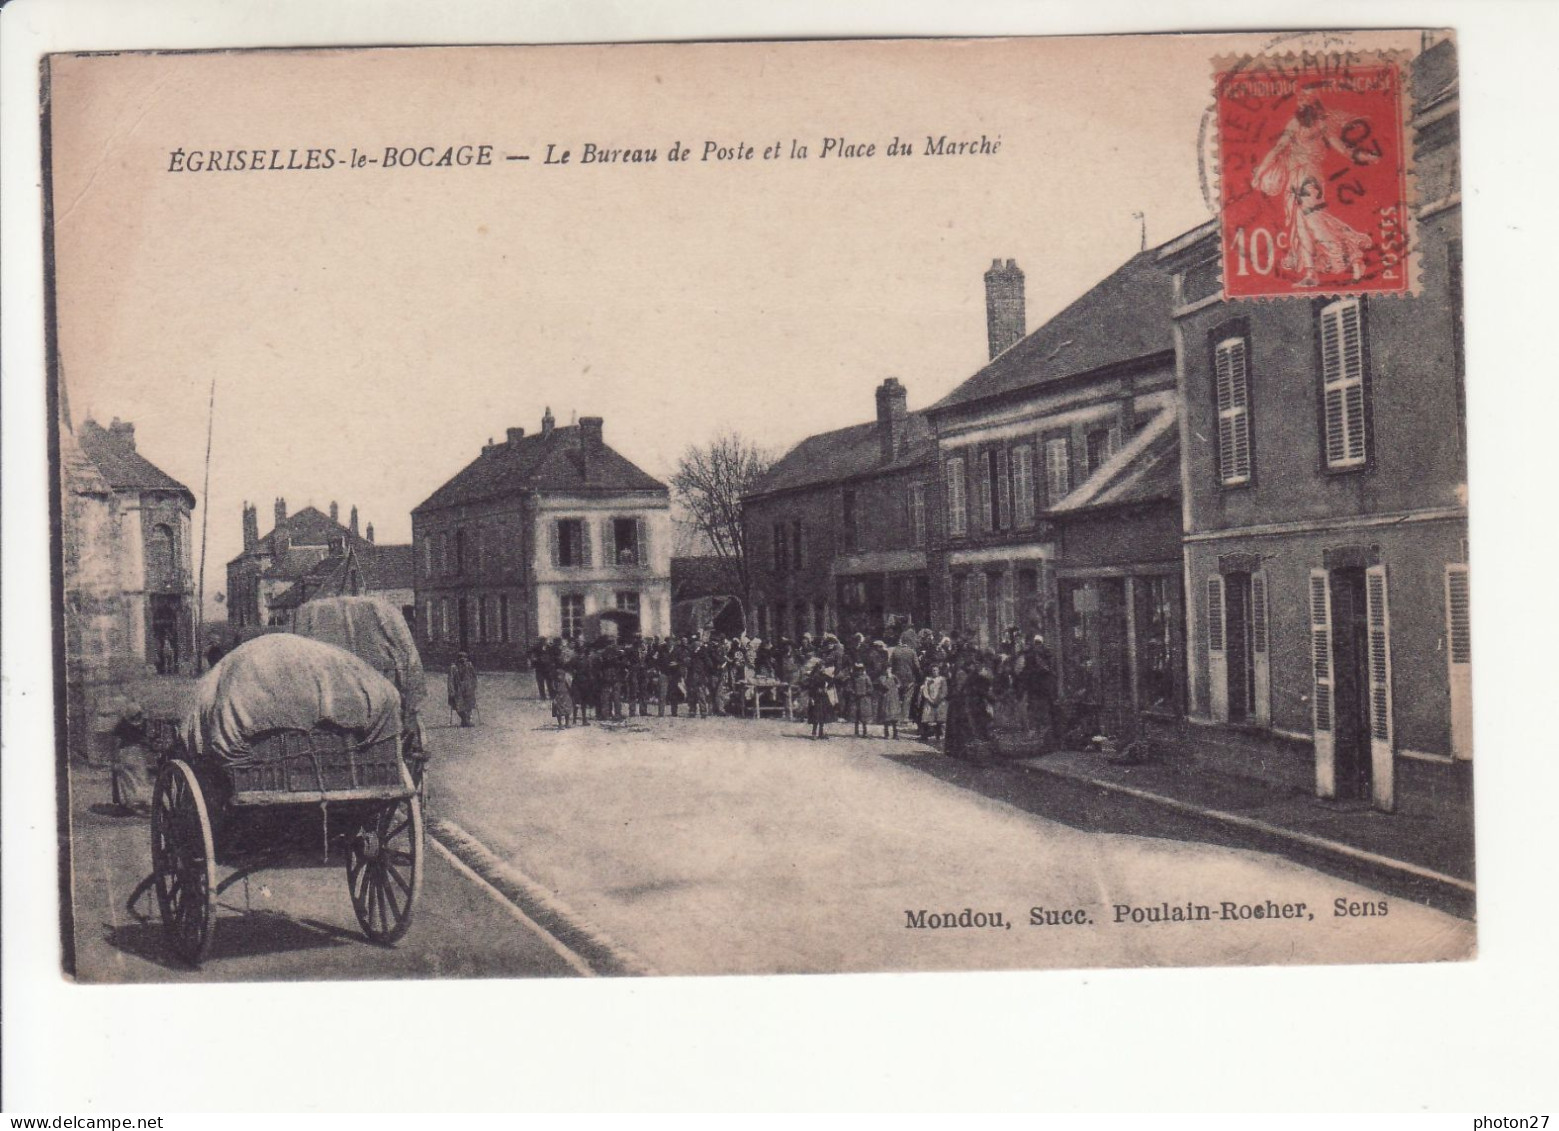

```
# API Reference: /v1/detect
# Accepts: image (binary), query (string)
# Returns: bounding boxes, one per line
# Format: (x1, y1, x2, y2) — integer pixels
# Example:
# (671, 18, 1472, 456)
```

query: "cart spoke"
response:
(384, 814, 410, 843)
(380, 873, 402, 923)
(385, 861, 412, 898)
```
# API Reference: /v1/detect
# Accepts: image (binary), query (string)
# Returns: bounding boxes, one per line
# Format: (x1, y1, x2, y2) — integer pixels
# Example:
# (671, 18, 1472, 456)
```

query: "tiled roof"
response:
(748, 413, 934, 498)
(77, 419, 194, 504)
(263, 546, 329, 581)
(414, 425, 666, 514)
(928, 247, 1176, 414)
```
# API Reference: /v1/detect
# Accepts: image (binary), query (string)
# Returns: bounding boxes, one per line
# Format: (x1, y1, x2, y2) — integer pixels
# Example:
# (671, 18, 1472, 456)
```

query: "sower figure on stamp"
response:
(1252, 89, 1379, 287)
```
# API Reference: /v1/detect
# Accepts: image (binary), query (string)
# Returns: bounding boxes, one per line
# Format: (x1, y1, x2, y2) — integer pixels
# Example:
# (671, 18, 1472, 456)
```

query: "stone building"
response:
(72, 417, 198, 674)
(1160, 39, 1466, 812)
(412, 409, 671, 667)
(744, 378, 936, 641)
(225, 498, 376, 629)
(925, 252, 1187, 739)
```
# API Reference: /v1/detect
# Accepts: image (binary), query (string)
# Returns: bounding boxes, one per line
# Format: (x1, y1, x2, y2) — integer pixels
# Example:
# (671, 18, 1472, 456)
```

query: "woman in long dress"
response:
(1251, 92, 1379, 287)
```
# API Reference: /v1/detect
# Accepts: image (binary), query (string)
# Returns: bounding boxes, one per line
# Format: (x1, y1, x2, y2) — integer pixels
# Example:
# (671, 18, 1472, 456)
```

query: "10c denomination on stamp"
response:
(1215, 52, 1412, 299)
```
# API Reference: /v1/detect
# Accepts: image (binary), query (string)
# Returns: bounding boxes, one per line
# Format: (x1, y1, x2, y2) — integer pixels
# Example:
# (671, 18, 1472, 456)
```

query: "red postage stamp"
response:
(1215, 53, 1411, 299)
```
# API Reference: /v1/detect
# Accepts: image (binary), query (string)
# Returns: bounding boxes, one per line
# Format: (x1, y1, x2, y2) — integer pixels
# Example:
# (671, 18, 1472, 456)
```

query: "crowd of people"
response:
(523, 627, 1062, 763)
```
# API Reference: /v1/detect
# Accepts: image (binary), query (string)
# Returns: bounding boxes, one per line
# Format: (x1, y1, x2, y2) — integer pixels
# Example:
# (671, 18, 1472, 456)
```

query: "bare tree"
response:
(669, 432, 774, 612)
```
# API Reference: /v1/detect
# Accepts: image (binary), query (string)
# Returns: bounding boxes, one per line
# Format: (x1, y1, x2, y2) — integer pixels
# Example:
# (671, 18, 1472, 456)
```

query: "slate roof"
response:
(748, 413, 934, 499)
(414, 425, 666, 514)
(928, 247, 1176, 415)
(77, 419, 195, 505)
(269, 542, 416, 609)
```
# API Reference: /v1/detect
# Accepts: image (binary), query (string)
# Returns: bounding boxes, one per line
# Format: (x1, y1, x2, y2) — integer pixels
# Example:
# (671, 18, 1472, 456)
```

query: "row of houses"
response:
(742, 40, 1466, 813)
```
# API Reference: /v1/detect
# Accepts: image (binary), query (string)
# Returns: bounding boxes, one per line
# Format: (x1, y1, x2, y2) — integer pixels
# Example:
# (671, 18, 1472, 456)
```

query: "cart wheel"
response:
(150, 759, 216, 966)
(346, 793, 424, 946)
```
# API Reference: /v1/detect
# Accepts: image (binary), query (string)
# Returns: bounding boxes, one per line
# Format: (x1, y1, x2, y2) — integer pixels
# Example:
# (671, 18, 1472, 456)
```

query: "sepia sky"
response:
(48, 31, 1420, 610)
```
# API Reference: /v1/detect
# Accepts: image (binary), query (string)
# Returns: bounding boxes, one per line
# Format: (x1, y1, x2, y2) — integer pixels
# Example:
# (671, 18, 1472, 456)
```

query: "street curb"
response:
(428, 816, 657, 977)
(1010, 758, 1477, 920)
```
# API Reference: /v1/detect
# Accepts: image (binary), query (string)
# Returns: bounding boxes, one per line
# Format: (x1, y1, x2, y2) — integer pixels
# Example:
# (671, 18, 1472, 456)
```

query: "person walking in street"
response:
(447, 652, 479, 727)
(802, 658, 832, 740)
(531, 638, 555, 701)
(551, 666, 575, 728)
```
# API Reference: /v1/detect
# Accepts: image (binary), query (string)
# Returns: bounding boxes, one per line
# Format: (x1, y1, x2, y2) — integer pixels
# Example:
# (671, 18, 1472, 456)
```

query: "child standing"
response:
(850, 662, 874, 737)
(878, 669, 902, 740)
(920, 664, 948, 742)
(802, 660, 832, 739)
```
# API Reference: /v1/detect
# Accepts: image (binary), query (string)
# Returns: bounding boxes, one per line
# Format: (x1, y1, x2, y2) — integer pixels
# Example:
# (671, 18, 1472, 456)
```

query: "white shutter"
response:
(548, 520, 559, 568)
(602, 518, 617, 567)
(945, 456, 966, 536)
(1251, 570, 1271, 726)
(999, 571, 1015, 638)
(1215, 338, 1252, 484)
(637, 517, 649, 567)
(995, 448, 1011, 531)
(1365, 564, 1395, 811)
(580, 520, 593, 567)
(1446, 564, 1472, 760)
(1321, 300, 1367, 469)
(1309, 569, 1336, 798)
(1207, 576, 1228, 722)
(978, 451, 994, 532)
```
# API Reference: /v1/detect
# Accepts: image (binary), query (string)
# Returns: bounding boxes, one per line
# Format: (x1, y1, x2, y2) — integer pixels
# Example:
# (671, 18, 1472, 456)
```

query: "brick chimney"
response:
(578, 416, 604, 482)
(875, 377, 908, 462)
(274, 497, 288, 528)
(242, 502, 259, 553)
(108, 418, 136, 450)
(984, 258, 1026, 360)
(541, 407, 556, 436)
(349, 505, 359, 536)
(329, 501, 339, 524)
(366, 522, 375, 543)
(507, 426, 526, 445)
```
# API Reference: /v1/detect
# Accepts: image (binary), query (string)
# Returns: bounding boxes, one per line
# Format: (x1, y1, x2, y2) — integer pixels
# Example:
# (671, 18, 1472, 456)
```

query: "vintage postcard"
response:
(46, 29, 1473, 984)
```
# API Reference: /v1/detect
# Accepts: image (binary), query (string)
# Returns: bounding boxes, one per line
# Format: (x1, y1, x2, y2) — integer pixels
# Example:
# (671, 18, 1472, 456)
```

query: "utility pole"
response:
(1133, 211, 1146, 252)
(196, 377, 215, 668)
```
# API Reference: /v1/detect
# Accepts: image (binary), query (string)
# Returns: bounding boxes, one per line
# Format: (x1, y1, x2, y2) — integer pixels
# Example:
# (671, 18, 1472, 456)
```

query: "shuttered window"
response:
(1365, 565, 1394, 751)
(977, 451, 995, 532)
(1215, 336, 1253, 485)
(908, 483, 926, 547)
(791, 519, 804, 569)
(1320, 299, 1368, 469)
(1206, 577, 1225, 651)
(1044, 437, 1071, 504)
(1447, 565, 1471, 665)
(1012, 445, 1035, 527)
(945, 456, 967, 536)
(1309, 571, 1333, 734)
(1250, 572, 1268, 653)
(995, 449, 1011, 531)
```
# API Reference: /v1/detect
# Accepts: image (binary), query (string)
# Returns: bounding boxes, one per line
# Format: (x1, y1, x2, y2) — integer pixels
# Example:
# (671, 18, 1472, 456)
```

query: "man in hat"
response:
(447, 651, 479, 727)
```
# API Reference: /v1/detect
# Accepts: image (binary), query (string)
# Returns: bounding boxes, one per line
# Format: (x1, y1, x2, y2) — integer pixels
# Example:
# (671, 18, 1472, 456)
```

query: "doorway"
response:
(1329, 567, 1373, 800)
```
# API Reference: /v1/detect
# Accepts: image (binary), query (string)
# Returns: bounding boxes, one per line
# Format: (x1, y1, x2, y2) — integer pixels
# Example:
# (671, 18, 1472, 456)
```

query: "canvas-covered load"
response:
(291, 595, 427, 713)
(180, 633, 400, 767)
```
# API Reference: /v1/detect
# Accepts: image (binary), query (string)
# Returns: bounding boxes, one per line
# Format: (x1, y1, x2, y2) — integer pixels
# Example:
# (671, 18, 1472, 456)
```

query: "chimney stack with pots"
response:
(984, 258, 1026, 360)
(349, 505, 359, 536)
(329, 501, 339, 523)
(578, 416, 604, 482)
(541, 407, 556, 436)
(108, 418, 137, 450)
(275, 497, 288, 528)
(875, 377, 909, 462)
(507, 426, 526, 446)
(242, 503, 259, 552)
(366, 522, 375, 543)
